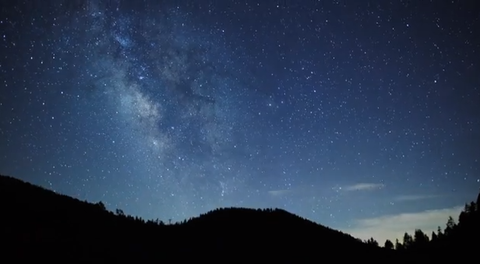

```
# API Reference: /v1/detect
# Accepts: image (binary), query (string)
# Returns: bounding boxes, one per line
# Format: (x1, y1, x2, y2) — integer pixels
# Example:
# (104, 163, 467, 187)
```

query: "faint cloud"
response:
(343, 206, 463, 243)
(268, 189, 292, 197)
(394, 194, 440, 202)
(343, 183, 385, 191)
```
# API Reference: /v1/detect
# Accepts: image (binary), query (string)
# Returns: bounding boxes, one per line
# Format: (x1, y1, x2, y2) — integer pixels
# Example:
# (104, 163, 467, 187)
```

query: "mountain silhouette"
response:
(1, 174, 478, 263)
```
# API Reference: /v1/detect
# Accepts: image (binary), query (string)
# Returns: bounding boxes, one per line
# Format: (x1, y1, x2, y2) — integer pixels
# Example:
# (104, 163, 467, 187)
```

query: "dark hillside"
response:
(183, 207, 375, 257)
(0, 174, 431, 263)
(0, 175, 168, 262)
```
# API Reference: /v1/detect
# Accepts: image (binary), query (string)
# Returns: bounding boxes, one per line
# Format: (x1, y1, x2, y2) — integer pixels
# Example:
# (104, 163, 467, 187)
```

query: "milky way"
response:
(68, 1, 256, 218)
(1, 0, 479, 243)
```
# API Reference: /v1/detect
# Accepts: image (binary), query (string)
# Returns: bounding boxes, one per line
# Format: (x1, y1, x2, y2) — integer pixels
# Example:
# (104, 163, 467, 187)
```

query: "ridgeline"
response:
(0, 175, 478, 263)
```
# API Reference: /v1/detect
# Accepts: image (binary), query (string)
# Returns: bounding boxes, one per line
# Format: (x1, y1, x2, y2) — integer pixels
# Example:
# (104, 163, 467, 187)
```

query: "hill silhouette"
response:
(1, 174, 478, 263)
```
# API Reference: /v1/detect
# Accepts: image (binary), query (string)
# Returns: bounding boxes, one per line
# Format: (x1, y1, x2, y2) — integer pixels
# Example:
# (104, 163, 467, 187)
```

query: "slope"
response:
(0, 174, 395, 263)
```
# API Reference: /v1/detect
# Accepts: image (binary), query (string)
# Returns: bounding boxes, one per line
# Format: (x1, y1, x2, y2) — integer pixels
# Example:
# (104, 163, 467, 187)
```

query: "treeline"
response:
(0, 175, 390, 262)
(1, 174, 479, 262)
(365, 192, 480, 254)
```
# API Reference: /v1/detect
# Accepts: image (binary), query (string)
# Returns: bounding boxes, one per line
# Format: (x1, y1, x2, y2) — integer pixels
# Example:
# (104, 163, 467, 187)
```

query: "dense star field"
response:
(0, 0, 479, 242)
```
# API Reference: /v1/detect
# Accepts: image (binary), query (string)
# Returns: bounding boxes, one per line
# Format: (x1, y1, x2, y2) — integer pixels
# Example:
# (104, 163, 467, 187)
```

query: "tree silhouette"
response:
(436, 226, 444, 240)
(444, 216, 456, 236)
(413, 229, 429, 245)
(394, 239, 403, 250)
(403, 232, 413, 249)
(476, 191, 480, 207)
(384, 239, 394, 250)
(96, 201, 106, 211)
(366, 237, 378, 246)
(116, 208, 125, 216)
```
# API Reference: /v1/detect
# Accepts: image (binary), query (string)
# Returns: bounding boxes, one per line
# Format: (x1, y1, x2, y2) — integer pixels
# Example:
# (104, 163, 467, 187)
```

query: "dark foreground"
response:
(0, 175, 478, 263)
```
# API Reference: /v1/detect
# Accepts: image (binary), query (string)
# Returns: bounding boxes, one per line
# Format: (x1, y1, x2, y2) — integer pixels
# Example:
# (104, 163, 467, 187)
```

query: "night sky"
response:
(1, 0, 479, 243)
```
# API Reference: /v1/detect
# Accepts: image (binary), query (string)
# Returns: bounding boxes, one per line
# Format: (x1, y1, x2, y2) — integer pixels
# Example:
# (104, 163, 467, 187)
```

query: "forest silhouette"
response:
(1, 174, 478, 263)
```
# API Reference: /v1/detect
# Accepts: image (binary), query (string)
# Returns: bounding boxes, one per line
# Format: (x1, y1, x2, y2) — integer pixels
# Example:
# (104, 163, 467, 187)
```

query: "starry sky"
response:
(1, 0, 479, 242)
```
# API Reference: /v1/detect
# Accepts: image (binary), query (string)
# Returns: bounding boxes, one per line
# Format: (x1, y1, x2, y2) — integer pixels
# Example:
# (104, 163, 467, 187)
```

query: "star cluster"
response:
(0, 0, 479, 240)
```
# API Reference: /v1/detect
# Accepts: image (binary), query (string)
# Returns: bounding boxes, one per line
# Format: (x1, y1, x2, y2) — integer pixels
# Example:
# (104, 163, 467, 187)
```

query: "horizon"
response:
(5, 174, 472, 244)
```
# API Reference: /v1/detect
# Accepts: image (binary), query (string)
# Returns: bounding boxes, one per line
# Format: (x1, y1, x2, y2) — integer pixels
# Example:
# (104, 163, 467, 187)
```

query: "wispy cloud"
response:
(394, 194, 440, 202)
(343, 183, 385, 191)
(343, 206, 463, 244)
(268, 189, 292, 197)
